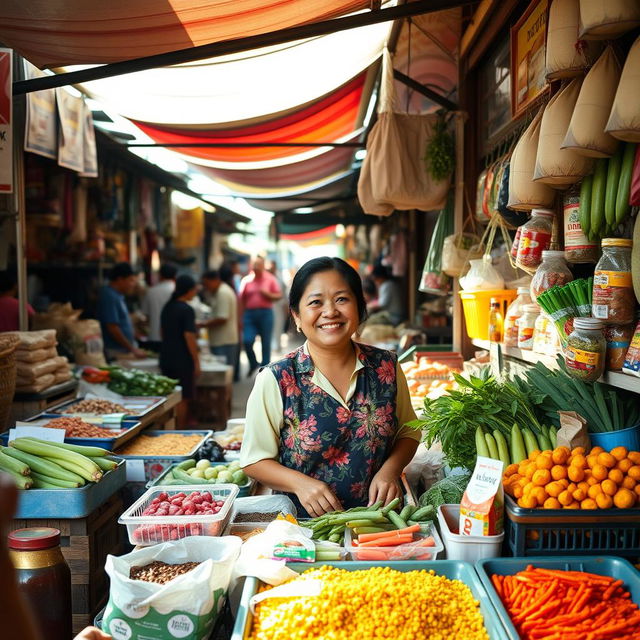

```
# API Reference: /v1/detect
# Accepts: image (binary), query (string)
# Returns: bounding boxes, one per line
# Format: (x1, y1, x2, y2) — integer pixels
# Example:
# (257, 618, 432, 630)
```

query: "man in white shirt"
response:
(141, 263, 177, 351)
(201, 270, 239, 373)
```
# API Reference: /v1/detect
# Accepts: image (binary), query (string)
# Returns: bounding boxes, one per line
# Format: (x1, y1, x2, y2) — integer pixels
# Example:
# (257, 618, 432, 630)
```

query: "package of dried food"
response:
(104, 536, 241, 640)
(622, 320, 640, 376)
(604, 323, 635, 371)
(530, 250, 574, 300)
(516, 209, 555, 274)
(563, 187, 599, 263)
(592, 238, 636, 325)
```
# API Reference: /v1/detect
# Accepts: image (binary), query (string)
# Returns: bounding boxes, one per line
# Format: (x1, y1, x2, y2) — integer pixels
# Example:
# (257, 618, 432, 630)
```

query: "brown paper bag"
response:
(557, 411, 591, 449)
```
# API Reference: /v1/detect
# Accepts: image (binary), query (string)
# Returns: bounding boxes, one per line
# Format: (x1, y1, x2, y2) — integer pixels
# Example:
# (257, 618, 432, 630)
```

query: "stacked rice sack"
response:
(4, 330, 72, 393)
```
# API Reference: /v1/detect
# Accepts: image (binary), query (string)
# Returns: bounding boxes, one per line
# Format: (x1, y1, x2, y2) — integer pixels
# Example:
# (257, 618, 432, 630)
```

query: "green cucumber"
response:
(522, 428, 540, 456)
(30, 471, 81, 488)
(173, 467, 208, 484)
(475, 427, 490, 457)
(2, 446, 85, 484)
(399, 504, 417, 521)
(493, 430, 511, 467)
(0, 449, 30, 476)
(549, 426, 558, 448)
(484, 433, 500, 460)
(387, 510, 408, 529)
(411, 505, 436, 521)
(615, 142, 636, 225)
(579, 175, 593, 237)
(590, 158, 608, 236)
(381, 498, 401, 515)
(605, 147, 623, 227)
(177, 459, 196, 470)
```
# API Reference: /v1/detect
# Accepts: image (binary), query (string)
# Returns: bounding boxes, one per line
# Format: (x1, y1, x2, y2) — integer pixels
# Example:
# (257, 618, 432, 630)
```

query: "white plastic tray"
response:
(118, 484, 239, 546)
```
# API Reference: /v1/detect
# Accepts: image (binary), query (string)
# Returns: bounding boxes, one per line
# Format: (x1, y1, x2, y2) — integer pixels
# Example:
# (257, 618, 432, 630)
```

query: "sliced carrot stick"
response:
(354, 549, 389, 561)
(358, 534, 413, 547)
(357, 524, 420, 543)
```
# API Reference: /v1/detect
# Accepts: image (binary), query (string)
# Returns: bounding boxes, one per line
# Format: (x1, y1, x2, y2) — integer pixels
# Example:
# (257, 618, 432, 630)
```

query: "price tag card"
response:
(11, 425, 66, 443)
(126, 459, 146, 482)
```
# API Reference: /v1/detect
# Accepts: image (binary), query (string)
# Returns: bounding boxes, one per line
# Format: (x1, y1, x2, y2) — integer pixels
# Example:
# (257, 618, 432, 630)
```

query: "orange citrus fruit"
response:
(622, 476, 637, 490)
(610, 446, 628, 461)
(627, 465, 640, 481)
(558, 490, 573, 506)
(591, 464, 608, 481)
(608, 468, 624, 485)
(551, 465, 567, 481)
(597, 452, 616, 469)
(590, 446, 605, 455)
(613, 488, 636, 509)
(617, 458, 633, 473)
(543, 497, 561, 509)
(536, 454, 553, 470)
(588, 484, 603, 500)
(580, 498, 597, 510)
(601, 479, 617, 496)
(572, 488, 587, 502)
(552, 447, 570, 464)
(596, 493, 613, 509)
(628, 451, 640, 464)
(568, 466, 585, 482)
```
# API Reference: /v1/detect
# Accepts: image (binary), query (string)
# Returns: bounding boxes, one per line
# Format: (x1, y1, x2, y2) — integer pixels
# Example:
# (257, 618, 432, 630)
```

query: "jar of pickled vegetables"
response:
(565, 317, 606, 382)
(592, 239, 635, 325)
(516, 209, 555, 273)
(530, 250, 573, 301)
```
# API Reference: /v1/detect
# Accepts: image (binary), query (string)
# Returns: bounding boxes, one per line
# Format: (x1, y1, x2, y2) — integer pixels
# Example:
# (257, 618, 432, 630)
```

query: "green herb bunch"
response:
(425, 115, 455, 181)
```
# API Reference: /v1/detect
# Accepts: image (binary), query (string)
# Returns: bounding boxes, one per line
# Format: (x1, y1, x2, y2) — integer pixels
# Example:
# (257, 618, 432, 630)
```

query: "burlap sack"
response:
(508, 108, 556, 210)
(579, 0, 640, 39)
(563, 47, 621, 157)
(3, 329, 56, 351)
(15, 373, 56, 394)
(63, 318, 106, 367)
(534, 79, 594, 187)
(357, 49, 450, 214)
(32, 303, 81, 341)
(606, 35, 640, 143)
(15, 346, 57, 363)
(16, 355, 67, 382)
(546, 0, 602, 79)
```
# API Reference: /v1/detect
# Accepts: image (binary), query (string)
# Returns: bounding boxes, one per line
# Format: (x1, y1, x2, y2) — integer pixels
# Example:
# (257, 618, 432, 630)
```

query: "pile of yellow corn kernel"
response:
(249, 566, 489, 640)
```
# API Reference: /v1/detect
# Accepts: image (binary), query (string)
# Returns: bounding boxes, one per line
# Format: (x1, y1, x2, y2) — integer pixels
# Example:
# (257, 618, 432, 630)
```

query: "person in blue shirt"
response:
(97, 262, 146, 360)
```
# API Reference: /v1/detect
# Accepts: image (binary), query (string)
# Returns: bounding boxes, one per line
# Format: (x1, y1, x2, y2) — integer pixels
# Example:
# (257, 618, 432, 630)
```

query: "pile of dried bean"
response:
(129, 561, 200, 585)
(60, 398, 127, 414)
(43, 417, 123, 438)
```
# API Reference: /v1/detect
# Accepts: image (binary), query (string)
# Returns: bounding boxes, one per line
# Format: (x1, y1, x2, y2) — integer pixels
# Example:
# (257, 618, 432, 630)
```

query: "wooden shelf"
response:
(471, 339, 640, 395)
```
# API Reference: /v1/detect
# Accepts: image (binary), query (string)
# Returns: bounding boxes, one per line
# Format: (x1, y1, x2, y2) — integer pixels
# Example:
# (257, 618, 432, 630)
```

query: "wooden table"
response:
(138, 388, 182, 430)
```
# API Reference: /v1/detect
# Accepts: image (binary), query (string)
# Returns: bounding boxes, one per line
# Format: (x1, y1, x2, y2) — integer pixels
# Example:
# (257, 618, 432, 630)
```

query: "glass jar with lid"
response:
(517, 303, 540, 350)
(8, 527, 72, 640)
(530, 250, 573, 300)
(592, 238, 636, 325)
(565, 317, 606, 382)
(504, 286, 532, 347)
(516, 209, 555, 274)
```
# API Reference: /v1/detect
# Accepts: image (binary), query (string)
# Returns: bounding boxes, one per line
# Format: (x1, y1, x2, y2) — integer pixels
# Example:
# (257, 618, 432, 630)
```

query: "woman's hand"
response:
(73, 626, 112, 640)
(368, 468, 402, 507)
(296, 476, 342, 517)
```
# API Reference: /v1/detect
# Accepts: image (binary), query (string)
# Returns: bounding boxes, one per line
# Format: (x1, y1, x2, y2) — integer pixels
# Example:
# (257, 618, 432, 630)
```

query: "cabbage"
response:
(418, 474, 470, 510)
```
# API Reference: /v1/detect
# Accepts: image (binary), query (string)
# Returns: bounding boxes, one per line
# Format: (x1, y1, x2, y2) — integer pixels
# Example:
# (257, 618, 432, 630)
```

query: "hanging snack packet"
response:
(460, 456, 504, 536)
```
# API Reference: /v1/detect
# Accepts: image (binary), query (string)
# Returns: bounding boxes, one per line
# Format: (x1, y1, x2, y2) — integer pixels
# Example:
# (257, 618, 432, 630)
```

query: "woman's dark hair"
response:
(171, 274, 197, 300)
(219, 264, 235, 290)
(289, 257, 367, 322)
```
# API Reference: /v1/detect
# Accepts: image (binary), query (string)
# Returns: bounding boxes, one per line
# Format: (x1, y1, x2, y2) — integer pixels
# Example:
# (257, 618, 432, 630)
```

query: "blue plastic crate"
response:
(476, 556, 640, 640)
(231, 561, 507, 640)
(505, 495, 640, 557)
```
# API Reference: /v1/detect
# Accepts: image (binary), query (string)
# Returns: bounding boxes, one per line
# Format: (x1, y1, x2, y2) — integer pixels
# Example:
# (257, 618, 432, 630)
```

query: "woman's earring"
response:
(296, 325, 302, 333)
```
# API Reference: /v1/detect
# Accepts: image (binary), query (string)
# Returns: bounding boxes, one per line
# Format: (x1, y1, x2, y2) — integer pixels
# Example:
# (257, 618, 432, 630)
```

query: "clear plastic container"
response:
(504, 287, 532, 347)
(592, 238, 635, 325)
(533, 312, 558, 356)
(530, 250, 573, 300)
(344, 522, 443, 561)
(118, 484, 239, 546)
(565, 317, 606, 382)
(516, 209, 555, 274)
(517, 304, 540, 350)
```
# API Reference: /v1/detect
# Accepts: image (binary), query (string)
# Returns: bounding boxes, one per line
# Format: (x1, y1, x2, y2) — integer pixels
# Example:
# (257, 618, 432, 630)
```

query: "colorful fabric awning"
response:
(133, 72, 368, 167)
(0, 0, 373, 68)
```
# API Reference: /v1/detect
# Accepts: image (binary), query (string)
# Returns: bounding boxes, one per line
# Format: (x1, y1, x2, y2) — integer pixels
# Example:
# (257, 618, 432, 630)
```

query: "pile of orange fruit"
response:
(503, 445, 640, 510)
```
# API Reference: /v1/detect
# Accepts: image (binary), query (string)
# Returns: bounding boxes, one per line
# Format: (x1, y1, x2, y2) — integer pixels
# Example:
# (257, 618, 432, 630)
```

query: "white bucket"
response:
(437, 504, 504, 561)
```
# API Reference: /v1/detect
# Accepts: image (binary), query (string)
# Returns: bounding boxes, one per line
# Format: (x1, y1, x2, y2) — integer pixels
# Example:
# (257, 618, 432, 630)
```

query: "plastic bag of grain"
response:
(32, 303, 80, 341)
(14, 346, 57, 363)
(606, 35, 640, 143)
(62, 318, 106, 367)
(534, 79, 594, 187)
(508, 108, 556, 210)
(3, 329, 56, 351)
(15, 373, 56, 393)
(15, 356, 67, 381)
(546, 0, 603, 80)
(562, 47, 621, 157)
(579, 0, 640, 39)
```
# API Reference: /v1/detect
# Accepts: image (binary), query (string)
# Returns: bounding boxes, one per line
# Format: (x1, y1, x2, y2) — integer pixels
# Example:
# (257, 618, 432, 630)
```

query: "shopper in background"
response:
(0, 271, 34, 332)
(159, 275, 201, 428)
(220, 263, 241, 381)
(239, 255, 282, 376)
(141, 263, 177, 352)
(201, 270, 239, 375)
(369, 265, 406, 326)
(267, 259, 287, 353)
(97, 262, 147, 360)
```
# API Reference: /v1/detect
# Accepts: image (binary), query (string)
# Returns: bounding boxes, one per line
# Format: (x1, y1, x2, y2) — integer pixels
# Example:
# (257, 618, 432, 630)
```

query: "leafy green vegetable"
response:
(425, 114, 455, 181)
(409, 368, 547, 471)
(103, 366, 178, 396)
(418, 474, 470, 510)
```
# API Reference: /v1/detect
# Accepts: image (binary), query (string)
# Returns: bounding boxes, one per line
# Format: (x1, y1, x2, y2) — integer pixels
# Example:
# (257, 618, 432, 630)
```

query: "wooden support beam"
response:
(393, 69, 457, 110)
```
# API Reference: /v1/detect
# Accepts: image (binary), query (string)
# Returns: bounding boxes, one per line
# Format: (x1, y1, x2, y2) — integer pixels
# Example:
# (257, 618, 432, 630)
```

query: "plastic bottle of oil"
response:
(488, 298, 504, 343)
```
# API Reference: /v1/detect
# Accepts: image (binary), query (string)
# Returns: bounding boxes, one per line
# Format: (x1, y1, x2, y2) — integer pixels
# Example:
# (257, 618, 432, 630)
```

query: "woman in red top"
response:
(0, 272, 33, 332)
(239, 255, 282, 375)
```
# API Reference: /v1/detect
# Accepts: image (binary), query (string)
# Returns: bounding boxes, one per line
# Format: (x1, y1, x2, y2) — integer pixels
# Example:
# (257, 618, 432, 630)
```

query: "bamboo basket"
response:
(0, 335, 20, 430)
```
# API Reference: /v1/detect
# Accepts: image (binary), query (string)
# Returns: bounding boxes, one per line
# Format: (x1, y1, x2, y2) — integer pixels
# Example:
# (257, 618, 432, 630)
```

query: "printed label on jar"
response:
(517, 229, 551, 267)
(518, 328, 535, 348)
(593, 270, 633, 288)
(563, 202, 594, 250)
(565, 346, 600, 372)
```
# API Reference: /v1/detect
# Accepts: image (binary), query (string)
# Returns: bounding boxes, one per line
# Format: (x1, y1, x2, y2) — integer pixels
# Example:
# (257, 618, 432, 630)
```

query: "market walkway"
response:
(230, 332, 303, 419)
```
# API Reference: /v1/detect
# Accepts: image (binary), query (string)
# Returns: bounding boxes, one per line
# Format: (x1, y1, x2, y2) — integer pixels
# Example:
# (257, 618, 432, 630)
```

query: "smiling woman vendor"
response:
(240, 257, 420, 518)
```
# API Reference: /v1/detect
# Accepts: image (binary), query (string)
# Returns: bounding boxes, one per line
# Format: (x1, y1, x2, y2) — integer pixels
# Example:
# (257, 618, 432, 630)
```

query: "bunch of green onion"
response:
(536, 278, 593, 345)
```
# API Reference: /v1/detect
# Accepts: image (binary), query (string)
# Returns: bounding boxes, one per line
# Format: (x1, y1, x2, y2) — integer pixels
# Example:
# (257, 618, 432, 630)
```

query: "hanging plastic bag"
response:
(508, 108, 556, 210)
(494, 160, 528, 228)
(442, 230, 483, 277)
(419, 197, 454, 294)
(357, 49, 451, 214)
(475, 168, 489, 223)
(563, 46, 621, 157)
(459, 217, 505, 290)
(534, 79, 594, 187)
(579, 0, 640, 39)
(606, 35, 640, 143)
(546, 0, 602, 80)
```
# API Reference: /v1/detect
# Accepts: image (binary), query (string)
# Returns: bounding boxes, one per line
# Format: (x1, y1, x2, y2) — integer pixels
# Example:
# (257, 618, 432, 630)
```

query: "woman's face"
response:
(292, 270, 360, 349)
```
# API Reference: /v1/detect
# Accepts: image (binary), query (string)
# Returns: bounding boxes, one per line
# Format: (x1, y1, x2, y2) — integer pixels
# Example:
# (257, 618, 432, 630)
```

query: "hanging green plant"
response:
(425, 115, 455, 181)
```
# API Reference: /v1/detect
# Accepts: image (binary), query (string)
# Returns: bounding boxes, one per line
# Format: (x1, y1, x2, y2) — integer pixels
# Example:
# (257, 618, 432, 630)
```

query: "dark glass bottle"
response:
(8, 527, 72, 640)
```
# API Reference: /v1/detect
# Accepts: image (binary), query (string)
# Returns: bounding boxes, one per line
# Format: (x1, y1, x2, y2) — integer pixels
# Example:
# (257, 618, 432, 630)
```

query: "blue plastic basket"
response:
(476, 556, 640, 640)
(231, 561, 507, 640)
(505, 495, 640, 557)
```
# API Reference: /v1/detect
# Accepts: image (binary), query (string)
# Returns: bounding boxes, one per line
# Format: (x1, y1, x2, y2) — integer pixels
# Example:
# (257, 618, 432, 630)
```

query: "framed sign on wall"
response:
(511, 0, 549, 118)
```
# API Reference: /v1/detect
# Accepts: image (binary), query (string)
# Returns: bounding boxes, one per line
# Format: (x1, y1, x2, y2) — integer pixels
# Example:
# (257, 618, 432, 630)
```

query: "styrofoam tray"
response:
(118, 484, 239, 545)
